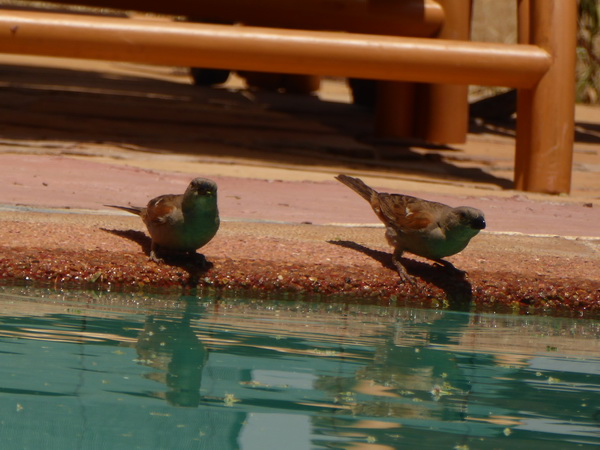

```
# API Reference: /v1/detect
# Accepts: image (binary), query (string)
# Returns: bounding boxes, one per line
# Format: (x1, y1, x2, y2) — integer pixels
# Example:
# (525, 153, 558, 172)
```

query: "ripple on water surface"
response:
(0, 286, 598, 449)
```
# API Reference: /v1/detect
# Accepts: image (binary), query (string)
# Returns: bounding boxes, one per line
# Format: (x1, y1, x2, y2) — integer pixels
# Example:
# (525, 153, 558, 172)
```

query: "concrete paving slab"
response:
(0, 56, 598, 316)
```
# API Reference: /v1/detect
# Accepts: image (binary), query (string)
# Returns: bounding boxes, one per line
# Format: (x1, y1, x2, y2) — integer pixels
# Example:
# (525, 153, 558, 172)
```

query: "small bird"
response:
(335, 174, 486, 282)
(107, 177, 220, 264)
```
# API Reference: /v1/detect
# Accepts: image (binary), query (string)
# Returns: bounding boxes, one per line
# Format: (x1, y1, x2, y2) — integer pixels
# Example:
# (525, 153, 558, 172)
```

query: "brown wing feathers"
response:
(377, 194, 433, 231)
(145, 195, 181, 224)
(336, 175, 434, 231)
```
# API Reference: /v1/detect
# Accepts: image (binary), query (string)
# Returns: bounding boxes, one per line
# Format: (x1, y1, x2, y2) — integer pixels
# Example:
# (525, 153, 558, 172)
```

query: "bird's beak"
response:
(471, 217, 486, 230)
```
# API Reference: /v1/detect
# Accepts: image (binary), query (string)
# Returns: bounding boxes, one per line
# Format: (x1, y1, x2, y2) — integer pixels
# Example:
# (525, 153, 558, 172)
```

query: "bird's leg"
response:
(149, 241, 164, 264)
(392, 249, 415, 284)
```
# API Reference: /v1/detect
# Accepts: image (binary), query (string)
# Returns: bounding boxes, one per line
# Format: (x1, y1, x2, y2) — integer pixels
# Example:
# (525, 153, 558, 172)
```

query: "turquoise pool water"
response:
(0, 286, 598, 449)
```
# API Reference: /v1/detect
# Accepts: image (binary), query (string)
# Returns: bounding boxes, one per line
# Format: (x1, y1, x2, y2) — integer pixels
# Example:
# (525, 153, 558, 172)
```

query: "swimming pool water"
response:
(0, 286, 598, 449)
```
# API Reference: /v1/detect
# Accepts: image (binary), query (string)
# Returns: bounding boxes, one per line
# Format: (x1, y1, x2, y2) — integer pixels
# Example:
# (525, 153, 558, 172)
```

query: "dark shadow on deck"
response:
(100, 228, 212, 286)
(0, 63, 514, 189)
(328, 240, 473, 310)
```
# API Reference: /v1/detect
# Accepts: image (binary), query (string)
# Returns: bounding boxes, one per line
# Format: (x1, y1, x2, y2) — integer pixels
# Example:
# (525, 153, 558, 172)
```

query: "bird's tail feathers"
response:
(335, 174, 376, 201)
(105, 204, 143, 215)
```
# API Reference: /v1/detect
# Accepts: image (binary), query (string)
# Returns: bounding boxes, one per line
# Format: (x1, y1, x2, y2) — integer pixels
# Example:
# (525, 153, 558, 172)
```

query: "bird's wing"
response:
(374, 193, 437, 232)
(144, 194, 183, 224)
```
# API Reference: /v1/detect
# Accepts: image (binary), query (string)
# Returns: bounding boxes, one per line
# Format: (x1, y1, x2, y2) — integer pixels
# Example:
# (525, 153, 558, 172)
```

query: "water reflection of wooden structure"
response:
(198, 304, 600, 360)
(0, 1, 576, 193)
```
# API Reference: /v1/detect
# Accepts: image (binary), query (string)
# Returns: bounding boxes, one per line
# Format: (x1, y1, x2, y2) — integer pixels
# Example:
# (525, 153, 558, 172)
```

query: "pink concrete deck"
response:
(0, 57, 599, 316)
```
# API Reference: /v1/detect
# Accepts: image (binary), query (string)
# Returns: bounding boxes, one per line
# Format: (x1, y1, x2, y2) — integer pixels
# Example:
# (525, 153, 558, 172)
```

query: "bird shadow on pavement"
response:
(101, 228, 212, 286)
(328, 240, 473, 310)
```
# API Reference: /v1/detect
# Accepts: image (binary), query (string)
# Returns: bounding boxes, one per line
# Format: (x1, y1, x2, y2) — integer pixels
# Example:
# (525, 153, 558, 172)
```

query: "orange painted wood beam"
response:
(0, 10, 550, 88)
(23, 0, 444, 37)
(515, 0, 577, 194)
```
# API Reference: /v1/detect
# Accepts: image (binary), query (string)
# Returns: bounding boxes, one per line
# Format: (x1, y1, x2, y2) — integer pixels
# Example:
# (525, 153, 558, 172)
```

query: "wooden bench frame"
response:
(0, 0, 576, 193)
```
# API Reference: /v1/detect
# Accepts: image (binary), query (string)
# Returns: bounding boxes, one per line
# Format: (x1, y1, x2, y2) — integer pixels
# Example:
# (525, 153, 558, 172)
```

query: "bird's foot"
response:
(397, 271, 416, 286)
(149, 250, 164, 264)
(148, 242, 165, 264)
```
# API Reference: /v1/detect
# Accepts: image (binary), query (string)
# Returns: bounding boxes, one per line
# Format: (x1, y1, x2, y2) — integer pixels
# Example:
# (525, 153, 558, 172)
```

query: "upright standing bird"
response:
(335, 174, 486, 281)
(107, 177, 220, 264)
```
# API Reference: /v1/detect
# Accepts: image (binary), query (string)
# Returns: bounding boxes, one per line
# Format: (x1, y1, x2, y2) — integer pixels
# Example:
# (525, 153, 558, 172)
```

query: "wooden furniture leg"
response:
(515, 0, 577, 193)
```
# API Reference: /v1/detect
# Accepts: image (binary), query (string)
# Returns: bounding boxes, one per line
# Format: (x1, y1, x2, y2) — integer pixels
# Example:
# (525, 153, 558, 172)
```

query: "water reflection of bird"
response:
(335, 174, 486, 282)
(106, 178, 219, 264)
(135, 300, 208, 407)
